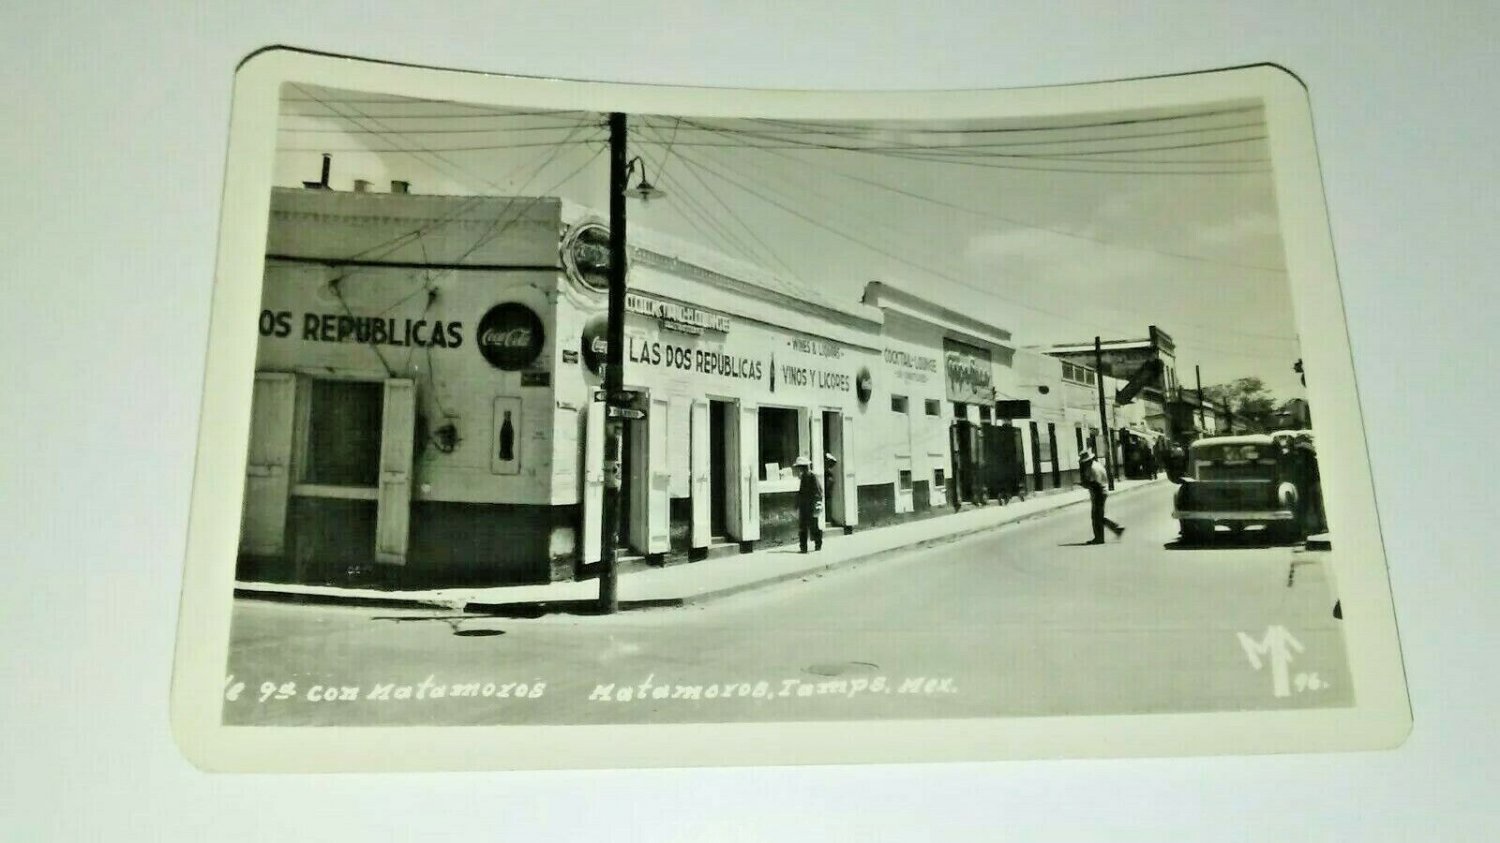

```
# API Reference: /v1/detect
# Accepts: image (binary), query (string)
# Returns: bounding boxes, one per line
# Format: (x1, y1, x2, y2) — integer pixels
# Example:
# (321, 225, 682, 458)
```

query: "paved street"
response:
(222, 483, 1351, 726)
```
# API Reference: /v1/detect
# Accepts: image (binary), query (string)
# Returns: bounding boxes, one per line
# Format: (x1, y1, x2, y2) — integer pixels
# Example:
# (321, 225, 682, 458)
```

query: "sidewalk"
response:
(236, 478, 1168, 613)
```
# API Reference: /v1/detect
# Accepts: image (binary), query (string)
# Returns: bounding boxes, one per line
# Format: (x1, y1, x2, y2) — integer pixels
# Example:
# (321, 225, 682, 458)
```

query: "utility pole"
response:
(1094, 336, 1116, 491)
(598, 112, 628, 614)
(1195, 364, 1206, 434)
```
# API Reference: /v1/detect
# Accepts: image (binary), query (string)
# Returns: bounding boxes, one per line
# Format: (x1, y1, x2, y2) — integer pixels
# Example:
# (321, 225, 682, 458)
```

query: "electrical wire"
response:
(666, 145, 1127, 337)
(279, 122, 609, 135)
(735, 105, 1264, 135)
(666, 119, 1267, 175)
(642, 118, 1270, 156)
(636, 122, 808, 290)
(653, 122, 1288, 274)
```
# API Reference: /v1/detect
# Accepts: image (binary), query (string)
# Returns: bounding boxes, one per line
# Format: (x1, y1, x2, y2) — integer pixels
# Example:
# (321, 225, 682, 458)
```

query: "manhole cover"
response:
(453, 629, 506, 637)
(804, 661, 879, 677)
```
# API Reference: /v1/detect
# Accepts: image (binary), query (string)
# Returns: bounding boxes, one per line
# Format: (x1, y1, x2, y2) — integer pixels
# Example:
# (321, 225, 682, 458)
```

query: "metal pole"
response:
(598, 112, 628, 614)
(1195, 364, 1206, 434)
(1094, 336, 1116, 491)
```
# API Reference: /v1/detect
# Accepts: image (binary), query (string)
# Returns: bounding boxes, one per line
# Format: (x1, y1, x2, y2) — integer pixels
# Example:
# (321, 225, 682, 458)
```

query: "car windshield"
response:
(1189, 442, 1279, 480)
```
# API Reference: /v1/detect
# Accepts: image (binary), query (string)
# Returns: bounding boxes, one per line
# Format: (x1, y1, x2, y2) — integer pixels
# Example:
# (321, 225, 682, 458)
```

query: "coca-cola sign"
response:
(580, 313, 609, 376)
(561, 221, 612, 293)
(476, 302, 545, 371)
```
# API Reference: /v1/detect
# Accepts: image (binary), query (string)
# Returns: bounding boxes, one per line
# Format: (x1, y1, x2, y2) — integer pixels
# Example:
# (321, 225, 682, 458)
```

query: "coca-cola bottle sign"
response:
(476, 302, 546, 371)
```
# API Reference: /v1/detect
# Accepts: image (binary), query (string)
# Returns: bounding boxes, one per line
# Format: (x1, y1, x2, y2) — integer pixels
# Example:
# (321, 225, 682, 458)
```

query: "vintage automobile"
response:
(1172, 432, 1316, 543)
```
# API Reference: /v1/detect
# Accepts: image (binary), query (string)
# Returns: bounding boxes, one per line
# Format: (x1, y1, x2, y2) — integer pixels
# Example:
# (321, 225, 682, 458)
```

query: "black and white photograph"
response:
(170, 51, 1408, 769)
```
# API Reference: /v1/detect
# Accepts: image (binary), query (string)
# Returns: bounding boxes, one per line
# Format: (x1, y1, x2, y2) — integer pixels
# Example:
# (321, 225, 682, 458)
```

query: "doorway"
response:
(709, 400, 730, 539)
(617, 415, 639, 553)
(821, 410, 845, 526)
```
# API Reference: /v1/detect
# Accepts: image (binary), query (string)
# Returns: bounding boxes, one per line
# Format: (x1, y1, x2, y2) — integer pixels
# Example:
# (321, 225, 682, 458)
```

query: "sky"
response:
(271, 84, 1306, 400)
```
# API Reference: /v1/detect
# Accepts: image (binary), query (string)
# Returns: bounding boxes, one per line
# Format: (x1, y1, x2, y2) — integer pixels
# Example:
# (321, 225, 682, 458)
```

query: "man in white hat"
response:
(1079, 449, 1125, 545)
(794, 455, 823, 553)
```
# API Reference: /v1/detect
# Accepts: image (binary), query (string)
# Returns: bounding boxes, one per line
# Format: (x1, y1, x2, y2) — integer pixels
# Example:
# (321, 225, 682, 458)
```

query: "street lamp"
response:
(625, 156, 667, 203)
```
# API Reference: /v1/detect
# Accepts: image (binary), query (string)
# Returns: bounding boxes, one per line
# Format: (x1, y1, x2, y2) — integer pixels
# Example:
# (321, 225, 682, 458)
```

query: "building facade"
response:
(238, 186, 1140, 589)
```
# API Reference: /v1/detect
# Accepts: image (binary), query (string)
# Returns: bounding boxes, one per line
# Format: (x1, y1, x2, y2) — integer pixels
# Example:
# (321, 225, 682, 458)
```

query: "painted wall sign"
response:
(776, 362, 852, 393)
(789, 337, 843, 358)
(476, 302, 545, 371)
(943, 338, 995, 403)
(560, 221, 611, 293)
(258, 309, 463, 348)
(625, 292, 731, 334)
(884, 347, 939, 384)
(626, 335, 763, 381)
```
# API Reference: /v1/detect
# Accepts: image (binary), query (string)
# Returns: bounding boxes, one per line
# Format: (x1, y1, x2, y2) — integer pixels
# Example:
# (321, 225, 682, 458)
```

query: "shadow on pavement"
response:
(461, 598, 684, 618)
(1164, 531, 1304, 551)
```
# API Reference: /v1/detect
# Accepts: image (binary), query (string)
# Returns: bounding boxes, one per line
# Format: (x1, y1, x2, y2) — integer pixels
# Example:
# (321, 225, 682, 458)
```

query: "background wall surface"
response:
(2, 2, 1495, 840)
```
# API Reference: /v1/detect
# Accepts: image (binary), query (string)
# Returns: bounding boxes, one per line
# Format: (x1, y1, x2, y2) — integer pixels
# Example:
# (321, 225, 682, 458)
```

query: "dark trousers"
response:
(799, 517, 823, 552)
(1091, 492, 1122, 541)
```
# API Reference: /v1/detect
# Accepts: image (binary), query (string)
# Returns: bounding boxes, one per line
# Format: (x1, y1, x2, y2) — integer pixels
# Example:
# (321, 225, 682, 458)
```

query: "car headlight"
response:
(1277, 482, 1298, 509)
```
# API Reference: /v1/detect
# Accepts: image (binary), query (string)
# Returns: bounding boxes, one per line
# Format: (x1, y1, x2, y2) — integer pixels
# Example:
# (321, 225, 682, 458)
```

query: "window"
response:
(898, 469, 913, 490)
(890, 395, 909, 414)
(979, 405, 992, 423)
(305, 379, 384, 486)
(925, 399, 941, 416)
(934, 468, 946, 488)
(953, 401, 966, 418)
(757, 406, 801, 481)
(1062, 362, 1097, 387)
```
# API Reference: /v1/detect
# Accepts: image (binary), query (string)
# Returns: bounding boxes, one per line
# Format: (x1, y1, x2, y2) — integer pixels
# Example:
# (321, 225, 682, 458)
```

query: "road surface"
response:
(222, 483, 1351, 725)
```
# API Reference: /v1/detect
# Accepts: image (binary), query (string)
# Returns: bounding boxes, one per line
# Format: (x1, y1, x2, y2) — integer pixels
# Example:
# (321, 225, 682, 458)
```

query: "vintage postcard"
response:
(171, 49, 1409, 772)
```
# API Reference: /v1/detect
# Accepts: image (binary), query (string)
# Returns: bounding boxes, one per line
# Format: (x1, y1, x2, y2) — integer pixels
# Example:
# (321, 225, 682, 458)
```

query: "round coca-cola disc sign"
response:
(476, 303, 545, 371)
(580, 313, 609, 376)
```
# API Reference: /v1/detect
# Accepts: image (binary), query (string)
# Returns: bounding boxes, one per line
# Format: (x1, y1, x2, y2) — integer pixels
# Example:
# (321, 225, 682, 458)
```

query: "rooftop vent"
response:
(391, 180, 410, 194)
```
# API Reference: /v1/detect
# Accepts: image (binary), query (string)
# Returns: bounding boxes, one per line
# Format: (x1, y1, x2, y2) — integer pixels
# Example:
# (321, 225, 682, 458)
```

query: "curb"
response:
(676, 480, 1164, 607)
(236, 480, 1169, 614)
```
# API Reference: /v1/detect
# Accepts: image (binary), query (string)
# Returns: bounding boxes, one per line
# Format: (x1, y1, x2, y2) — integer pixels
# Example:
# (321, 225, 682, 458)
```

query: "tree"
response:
(1202, 377, 1279, 433)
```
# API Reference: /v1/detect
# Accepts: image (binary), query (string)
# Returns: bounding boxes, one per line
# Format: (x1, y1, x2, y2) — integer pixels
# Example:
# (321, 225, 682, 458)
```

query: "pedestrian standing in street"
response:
(1078, 450, 1125, 545)
(795, 455, 824, 553)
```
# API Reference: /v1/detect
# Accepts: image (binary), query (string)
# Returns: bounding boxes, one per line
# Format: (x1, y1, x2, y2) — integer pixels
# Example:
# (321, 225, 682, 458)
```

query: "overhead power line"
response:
(643, 122, 1287, 273)
(666, 145, 1127, 336)
(736, 105, 1264, 135)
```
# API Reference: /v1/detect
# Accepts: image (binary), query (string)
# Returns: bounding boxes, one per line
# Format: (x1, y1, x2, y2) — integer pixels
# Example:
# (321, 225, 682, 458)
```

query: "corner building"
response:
(238, 187, 1063, 589)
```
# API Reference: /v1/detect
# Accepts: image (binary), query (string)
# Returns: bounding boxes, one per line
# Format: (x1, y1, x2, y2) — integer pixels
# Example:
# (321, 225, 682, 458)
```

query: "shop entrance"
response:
(618, 414, 641, 553)
(244, 374, 415, 584)
(709, 400, 730, 538)
(821, 410, 845, 526)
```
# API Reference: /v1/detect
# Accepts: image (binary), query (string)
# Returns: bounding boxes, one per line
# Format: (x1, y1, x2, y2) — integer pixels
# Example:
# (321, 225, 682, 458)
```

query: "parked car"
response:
(1172, 433, 1313, 543)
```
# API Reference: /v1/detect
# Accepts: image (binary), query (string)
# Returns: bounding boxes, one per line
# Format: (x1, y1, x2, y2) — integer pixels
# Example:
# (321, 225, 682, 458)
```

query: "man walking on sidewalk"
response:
(1079, 450, 1125, 545)
(795, 455, 823, 554)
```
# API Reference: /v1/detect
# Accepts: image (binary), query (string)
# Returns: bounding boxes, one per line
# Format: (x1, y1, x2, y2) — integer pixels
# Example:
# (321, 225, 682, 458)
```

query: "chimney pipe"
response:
(302, 153, 333, 190)
(391, 180, 410, 194)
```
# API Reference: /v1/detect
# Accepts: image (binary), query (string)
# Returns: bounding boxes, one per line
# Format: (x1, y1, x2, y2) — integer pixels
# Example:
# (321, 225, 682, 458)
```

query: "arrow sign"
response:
(608, 407, 646, 420)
